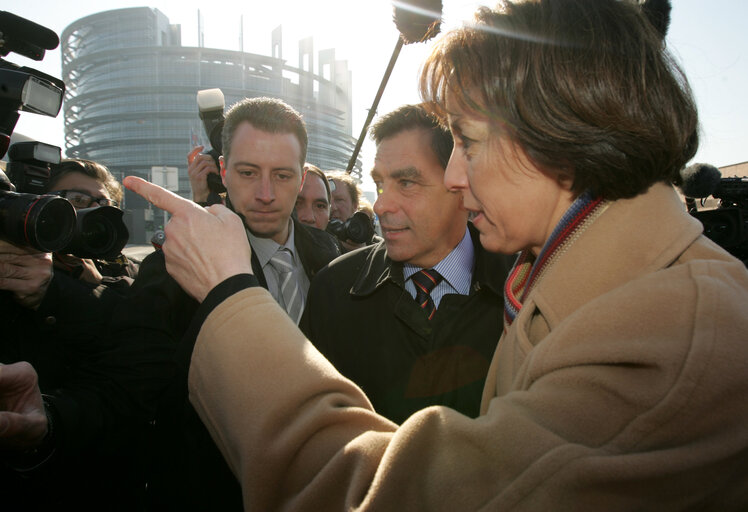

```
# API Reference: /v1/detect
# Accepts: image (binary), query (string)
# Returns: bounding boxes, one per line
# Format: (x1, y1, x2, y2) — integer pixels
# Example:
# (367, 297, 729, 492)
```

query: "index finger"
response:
(188, 145, 204, 164)
(123, 176, 198, 215)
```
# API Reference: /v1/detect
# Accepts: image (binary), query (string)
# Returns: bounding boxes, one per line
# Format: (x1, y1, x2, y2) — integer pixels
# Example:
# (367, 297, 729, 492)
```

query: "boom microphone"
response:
(640, 0, 672, 40)
(393, 0, 443, 44)
(346, 0, 444, 173)
(679, 163, 722, 199)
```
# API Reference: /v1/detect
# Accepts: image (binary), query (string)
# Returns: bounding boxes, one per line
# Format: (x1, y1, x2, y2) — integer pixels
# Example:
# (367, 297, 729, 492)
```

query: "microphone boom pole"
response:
(345, 0, 443, 174)
(346, 37, 403, 173)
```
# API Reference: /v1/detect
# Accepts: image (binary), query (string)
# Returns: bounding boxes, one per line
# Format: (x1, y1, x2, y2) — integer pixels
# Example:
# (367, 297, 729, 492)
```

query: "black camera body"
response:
(1, 143, 130, 259)
(0, 11, 65, 157)
(197, 88, 227, 202)
(680, 164, 748, 264)
(0, 13, 129, 259)
(326, 211, 375, 245)
(690, 177, 748, 263)
(0, 141, 78, 252)
(0, 168, 77, 252)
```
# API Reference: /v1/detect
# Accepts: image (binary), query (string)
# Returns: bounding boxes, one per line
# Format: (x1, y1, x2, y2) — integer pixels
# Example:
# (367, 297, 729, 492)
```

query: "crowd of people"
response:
(2, 0, 748, 510)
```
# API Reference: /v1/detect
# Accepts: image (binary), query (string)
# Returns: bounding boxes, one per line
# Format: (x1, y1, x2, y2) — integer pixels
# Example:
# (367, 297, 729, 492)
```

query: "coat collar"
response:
(349, 223, 508, 298)
(528, 183, 703, 329)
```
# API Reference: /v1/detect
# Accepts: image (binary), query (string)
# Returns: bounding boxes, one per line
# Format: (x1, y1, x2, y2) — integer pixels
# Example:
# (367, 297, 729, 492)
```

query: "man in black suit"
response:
(109, 97, 339, 510)
(301, 104, 514, 423)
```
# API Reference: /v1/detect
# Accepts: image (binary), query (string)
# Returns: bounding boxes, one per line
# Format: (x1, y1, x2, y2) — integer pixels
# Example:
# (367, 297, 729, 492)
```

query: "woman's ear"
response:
(556, 168, 575, 191)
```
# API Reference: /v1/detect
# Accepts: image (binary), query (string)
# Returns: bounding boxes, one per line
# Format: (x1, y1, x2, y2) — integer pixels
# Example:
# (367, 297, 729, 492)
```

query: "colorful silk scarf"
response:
(503, 190, 609, 329)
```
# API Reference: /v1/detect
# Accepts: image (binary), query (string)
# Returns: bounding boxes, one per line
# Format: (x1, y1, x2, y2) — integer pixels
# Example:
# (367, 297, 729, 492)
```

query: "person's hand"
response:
(0, 240, 53, 310)
(123, 176, 253, 302)
(188, 145, 221, 204)
(340, 239, 366, 253)
(0, 362, 47, 451)
(54, 254, 103, 285)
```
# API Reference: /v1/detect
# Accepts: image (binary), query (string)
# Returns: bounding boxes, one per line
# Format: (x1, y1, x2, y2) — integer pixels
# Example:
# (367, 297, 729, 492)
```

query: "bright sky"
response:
(7, 0, 748, 193)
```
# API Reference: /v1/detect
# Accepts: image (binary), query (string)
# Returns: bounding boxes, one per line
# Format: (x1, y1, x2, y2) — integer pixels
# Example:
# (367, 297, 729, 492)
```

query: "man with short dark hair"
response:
(110, 96, 339, 510)
(300, 104, 515, 422)
(183, 98, 339, 320)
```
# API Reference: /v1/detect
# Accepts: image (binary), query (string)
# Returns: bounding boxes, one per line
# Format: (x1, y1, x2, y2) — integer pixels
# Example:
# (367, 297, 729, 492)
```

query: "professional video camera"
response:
(0, 11, 129, 259)
(326, 211, 375, 245)
(679, 163, 748, 264)
(197, 88, 227, 203)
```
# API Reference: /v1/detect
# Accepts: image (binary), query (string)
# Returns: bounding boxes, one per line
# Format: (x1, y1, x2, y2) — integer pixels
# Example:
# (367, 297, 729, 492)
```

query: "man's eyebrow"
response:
(390, 167, 421, 180)
(370, 166, 422, 182)
(231, 161, 299, 174)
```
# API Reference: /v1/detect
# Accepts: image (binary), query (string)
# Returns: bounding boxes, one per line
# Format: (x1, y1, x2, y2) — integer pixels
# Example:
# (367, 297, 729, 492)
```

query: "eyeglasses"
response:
(52, 189, 118, 208)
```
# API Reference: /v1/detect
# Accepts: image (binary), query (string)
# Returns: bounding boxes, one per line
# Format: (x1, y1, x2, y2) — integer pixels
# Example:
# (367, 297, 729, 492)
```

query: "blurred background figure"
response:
(327, 170, 359, 224)
(294, 163, 331, 230)
(326, 170, 377, 251)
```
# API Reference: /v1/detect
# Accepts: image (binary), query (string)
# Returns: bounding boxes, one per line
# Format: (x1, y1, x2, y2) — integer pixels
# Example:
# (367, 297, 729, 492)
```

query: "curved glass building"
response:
(61, 7, 358, 243)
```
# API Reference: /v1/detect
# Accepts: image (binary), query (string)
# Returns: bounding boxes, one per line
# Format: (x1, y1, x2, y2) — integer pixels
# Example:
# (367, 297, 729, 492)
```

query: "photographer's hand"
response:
(340, 239, 366, 252)
(188, 145, 221, 204)
(0, 240, 53, 310)
(123, 176, 253, 302)
(0, 362, 48, 451)
(54, 254, 104, 285)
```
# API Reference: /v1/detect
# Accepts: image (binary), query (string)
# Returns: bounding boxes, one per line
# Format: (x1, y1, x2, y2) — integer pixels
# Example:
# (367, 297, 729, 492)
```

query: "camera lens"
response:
(61, 205, 129, 259)
(345, 212, 375, 244)
(0, 191, 76, 252)
(80, 215, 116, 252)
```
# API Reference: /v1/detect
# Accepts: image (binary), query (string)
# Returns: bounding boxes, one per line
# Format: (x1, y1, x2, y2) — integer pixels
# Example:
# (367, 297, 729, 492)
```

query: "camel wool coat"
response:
(188, 183, 748, 511)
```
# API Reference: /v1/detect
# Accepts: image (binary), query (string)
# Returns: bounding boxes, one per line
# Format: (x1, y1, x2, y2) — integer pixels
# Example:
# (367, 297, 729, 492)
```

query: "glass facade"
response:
(61, 7, 358, 243)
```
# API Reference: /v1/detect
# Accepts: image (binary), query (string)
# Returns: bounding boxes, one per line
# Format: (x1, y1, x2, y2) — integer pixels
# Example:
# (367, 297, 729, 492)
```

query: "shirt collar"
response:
(403, 227, 473, 295)
(246, 219, 297, 267)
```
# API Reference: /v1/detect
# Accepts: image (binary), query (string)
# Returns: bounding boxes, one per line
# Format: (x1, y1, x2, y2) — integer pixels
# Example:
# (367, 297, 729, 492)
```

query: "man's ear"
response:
(299, 166, 307, 192)
(220, 156, 227, 186)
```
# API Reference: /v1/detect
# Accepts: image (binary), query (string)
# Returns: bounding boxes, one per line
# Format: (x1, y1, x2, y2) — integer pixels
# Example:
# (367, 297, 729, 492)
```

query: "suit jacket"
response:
(106, 218, 339, 511)
(186, 182, 748, 511)
(300, 225, 514, 422)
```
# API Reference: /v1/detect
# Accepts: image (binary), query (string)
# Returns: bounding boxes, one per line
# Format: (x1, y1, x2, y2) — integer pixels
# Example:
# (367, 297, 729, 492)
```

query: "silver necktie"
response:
(269, 248, 303, 324)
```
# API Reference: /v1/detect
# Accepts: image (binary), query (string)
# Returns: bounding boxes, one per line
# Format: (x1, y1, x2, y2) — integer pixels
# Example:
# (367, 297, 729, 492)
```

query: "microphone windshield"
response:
(679, 163, 722, 198)
(392, 0, 443, 44)
(640, 0, 672, 39)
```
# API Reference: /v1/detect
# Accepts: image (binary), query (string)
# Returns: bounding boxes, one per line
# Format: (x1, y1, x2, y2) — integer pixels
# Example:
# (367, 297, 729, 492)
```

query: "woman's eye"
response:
(460, 135, 474, 150)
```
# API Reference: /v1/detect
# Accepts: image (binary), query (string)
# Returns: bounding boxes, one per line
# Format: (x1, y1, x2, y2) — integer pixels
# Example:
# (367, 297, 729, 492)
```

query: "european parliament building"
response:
(61, 7, 358, 243)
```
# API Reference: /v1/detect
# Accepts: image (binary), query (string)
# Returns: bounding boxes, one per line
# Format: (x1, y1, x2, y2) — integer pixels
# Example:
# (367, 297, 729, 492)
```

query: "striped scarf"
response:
(503, 190, 608, 330)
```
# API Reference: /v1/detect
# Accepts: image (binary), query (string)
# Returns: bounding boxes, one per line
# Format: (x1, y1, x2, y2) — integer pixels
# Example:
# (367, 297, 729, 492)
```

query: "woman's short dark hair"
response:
(370, 103, 453, 170)
(222, 97, 308, 169)
(419, 0, 699, 200)
(48, 158, 123, 204)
